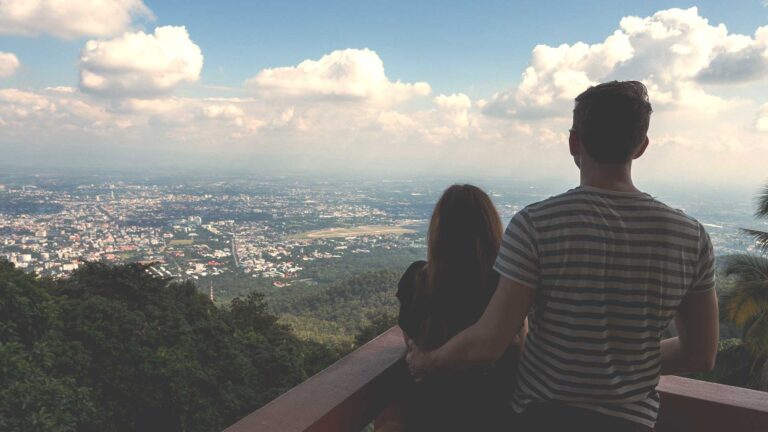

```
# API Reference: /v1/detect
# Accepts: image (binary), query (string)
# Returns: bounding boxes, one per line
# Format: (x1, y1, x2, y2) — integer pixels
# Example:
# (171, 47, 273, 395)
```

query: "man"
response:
(406, 81, 719, 431)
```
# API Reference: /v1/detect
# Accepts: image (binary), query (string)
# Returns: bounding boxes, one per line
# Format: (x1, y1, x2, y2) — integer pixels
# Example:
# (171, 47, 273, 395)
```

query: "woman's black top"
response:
(396, 260, 520, 432)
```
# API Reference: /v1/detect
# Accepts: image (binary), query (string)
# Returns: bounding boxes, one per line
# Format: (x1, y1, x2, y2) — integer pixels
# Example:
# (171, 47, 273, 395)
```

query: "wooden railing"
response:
(224, 326, 768, 432)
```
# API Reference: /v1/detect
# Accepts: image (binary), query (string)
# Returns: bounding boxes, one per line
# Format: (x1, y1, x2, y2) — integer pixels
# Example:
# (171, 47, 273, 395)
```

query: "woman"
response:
(396, 184, 526, 432)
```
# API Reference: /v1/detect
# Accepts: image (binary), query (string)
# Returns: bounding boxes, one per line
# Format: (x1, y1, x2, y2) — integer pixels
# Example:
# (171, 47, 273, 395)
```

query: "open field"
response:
(291, 224, 416, 240)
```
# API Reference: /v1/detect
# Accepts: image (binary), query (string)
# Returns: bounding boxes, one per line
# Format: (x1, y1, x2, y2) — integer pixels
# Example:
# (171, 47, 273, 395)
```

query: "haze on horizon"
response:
(2, 1, 768, 189)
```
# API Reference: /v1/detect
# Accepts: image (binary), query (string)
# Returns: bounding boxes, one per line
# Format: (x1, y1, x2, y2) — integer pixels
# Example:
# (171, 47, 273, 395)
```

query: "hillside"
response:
(0, 260, 341, 432)
(267, 269, 401, 345)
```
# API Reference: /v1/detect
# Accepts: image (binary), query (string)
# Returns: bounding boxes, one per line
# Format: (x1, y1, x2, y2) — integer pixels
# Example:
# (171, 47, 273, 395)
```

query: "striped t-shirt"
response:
(493, 185, 716, 428)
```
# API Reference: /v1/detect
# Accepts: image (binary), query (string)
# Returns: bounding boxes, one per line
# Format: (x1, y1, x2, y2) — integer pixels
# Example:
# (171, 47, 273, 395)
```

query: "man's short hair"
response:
(572, 81, 653, 164)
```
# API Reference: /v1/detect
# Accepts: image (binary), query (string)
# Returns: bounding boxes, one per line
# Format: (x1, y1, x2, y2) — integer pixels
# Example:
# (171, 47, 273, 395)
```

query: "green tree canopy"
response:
(0, 261, 338, 432)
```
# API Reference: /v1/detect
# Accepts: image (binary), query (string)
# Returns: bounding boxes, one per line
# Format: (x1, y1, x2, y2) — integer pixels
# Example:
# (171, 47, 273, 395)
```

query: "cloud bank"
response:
(2, 7, 768, 187)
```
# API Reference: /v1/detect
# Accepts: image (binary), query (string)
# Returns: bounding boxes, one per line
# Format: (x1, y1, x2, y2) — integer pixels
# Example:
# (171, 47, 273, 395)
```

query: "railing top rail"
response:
(224, 326, 405, 432)
(658, 375, 768, 414)
(225, 326, 768, 431)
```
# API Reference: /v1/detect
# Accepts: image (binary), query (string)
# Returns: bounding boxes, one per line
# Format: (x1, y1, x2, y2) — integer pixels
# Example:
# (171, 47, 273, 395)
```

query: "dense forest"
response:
(0, 260, 375, 432)
(267, 270, 399, 345)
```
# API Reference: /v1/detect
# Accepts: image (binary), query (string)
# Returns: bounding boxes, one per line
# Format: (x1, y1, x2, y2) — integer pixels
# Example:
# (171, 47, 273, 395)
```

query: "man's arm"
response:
(406, 275, 534, 377)
(660, 288, 719, 375)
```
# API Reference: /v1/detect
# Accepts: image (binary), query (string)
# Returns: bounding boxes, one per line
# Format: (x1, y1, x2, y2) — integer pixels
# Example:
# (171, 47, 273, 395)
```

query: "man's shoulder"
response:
(638, 194, 704, 229)
(521, 187, 590, 213)
(522, 188, 704, 229)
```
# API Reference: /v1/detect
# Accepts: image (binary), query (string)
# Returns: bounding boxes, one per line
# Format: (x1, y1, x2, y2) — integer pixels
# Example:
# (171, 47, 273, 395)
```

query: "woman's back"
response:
(394, 184, 520, 432)
(397, 260, 519, 432)
(397, 260, 495, 349)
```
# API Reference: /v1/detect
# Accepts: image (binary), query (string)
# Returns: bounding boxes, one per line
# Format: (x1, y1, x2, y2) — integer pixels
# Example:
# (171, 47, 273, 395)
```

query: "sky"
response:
(1, 1, 768, 189)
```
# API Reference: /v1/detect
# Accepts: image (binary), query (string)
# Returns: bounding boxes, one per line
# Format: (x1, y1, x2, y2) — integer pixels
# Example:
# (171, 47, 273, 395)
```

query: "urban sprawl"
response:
(0, 178, 760, 287)
(0, 180, 426, 286)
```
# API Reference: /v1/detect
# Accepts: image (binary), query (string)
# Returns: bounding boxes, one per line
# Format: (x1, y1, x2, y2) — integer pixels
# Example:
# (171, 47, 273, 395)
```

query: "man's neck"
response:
(579, 161, 639, 193)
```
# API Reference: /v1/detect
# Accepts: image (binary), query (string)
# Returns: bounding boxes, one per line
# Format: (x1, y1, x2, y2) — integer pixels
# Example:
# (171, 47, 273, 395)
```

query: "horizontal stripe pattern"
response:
(494, 186, 716, 428)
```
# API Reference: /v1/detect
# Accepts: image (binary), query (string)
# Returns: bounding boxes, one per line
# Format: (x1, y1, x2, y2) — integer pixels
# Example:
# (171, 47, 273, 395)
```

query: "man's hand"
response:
(405, 338, 433, 381)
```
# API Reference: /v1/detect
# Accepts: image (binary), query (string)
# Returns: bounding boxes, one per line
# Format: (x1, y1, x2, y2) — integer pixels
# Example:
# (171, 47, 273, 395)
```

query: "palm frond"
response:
(741, 229, 768, 253)
(724, 255, 768, 327)
(744, 312, 768, 359)
(756, 184, 768, 219)
(729, 293, 763, 327)
(718, 287, 736, 322)
(724, 255, 768, 284)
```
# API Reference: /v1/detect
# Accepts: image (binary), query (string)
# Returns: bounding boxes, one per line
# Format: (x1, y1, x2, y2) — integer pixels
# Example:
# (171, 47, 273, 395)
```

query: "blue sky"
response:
(1, 1, 768, 187)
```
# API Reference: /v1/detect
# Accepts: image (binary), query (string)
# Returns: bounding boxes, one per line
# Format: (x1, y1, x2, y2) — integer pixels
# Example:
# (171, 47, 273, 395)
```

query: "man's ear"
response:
(569, 130, 582, 168)
(633, 136, 650, 159)
(568, 130, 580, 157)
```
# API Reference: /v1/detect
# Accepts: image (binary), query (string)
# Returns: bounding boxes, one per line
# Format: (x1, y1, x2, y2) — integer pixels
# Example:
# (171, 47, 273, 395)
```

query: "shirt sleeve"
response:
(687, 223, 716, 295)
(493, 209, 540, 290)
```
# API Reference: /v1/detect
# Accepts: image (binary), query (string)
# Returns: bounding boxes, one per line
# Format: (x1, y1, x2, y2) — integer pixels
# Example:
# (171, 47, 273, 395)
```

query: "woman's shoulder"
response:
(396, 260, 427, 300)
(403, 260, 427, 278)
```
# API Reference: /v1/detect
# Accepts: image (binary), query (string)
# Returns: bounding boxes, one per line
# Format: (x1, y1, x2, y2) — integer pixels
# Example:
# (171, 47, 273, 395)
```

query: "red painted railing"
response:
(224, 327, 768, 432)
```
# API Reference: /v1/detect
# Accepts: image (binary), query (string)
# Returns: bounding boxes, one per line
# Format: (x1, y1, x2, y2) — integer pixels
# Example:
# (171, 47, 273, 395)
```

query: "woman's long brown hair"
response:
(414, 184, 503, 349)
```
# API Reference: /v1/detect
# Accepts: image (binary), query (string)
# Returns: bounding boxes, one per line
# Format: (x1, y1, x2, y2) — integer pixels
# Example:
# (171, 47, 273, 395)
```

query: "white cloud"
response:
(0, 89, 55, 115)
(0, 0, 153, 39)
(427, 93, 473, 138)
(376, 93, 478, 144)
(79, 26, 203, 97)
(0, 87, 275, 144)
(377, 111, 419, 132)
(0, 88, 119, 134)
(434, 93, 471, 112)
(115, 96, 275, 138)
(0, 52, 20, 78)
(245, 48, 431, 106)
(202, 104, 245, 120)
(119, 97, 188, 116)
(485, 31, 633, 117)
(696, 27, 768, 83)
(483, 7, 766, 119)
(755, 103, 768, 132)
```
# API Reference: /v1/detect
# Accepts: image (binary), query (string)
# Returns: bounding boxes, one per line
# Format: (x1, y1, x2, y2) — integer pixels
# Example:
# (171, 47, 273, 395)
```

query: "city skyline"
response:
(2, 1, 768, 187)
